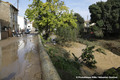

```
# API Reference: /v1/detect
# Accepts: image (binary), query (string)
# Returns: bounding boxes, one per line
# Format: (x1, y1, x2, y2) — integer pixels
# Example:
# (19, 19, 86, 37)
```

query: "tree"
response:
(74, 13, 84, 37)
(89, 0, 120, 37)
(25, 0, 77, 40)
(74, 13, 84, 24)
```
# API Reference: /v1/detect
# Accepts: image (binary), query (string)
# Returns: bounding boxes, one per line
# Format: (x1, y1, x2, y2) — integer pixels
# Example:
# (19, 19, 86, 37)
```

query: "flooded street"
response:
(0, 34, 42, 80)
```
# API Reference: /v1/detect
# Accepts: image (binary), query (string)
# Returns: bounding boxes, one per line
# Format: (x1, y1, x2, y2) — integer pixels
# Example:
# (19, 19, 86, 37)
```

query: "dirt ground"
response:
(63, 42, 120, 75)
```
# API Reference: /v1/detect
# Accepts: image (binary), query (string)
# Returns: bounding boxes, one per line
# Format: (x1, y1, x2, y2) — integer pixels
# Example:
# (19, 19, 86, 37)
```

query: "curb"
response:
(38, 35, 61, 80)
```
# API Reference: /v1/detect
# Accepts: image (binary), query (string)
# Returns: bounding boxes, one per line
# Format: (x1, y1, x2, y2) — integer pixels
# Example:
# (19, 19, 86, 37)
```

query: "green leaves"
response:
(89, 0, 120, 37)
(81, 46, 97, 68)
(25, 0, 77, 39)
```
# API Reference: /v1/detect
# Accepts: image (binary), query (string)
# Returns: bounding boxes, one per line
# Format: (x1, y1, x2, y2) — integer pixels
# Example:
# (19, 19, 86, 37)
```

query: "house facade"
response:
(18, 16, 27, 32)
(0, 22, 1, 40)
(27, 21, 35, 32)
(0, 1, 18, 39)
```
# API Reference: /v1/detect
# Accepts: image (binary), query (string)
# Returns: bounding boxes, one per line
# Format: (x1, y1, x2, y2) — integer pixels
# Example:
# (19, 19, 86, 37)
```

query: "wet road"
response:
(0, 34, 42, 80)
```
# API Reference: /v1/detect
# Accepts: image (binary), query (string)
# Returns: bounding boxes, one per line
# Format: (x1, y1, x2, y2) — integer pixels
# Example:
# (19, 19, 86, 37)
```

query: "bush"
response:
(46, 46, 81, 80)
(94, 30, 104, 38)
(92, 26, 104, 38)
(93, 67, 120, 80)
(40, 35, 51, 45)
(96, 48, 106, 55)
(81, 46, 97, 68)
(56, 26, 78, 43)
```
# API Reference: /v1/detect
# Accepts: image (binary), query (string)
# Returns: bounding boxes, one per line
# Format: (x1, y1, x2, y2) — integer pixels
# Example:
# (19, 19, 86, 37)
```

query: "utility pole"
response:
(17, 0, 19, 10)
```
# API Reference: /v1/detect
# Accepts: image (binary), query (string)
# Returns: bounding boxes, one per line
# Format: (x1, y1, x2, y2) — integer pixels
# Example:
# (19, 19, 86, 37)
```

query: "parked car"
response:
(25, 29, 30, 34)
(35, 29, 38, 32)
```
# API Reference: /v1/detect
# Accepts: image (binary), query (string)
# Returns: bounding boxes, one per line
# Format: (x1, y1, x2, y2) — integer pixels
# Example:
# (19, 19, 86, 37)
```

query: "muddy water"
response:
(0, 34, 42, 80)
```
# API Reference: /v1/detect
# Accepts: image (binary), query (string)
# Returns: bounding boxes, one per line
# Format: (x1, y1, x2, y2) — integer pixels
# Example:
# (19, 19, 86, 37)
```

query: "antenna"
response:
(87, 15, 89, 21)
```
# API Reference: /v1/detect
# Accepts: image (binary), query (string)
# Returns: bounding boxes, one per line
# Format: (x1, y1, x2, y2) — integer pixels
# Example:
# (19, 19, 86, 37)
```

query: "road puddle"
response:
(0, 34, 41, 80)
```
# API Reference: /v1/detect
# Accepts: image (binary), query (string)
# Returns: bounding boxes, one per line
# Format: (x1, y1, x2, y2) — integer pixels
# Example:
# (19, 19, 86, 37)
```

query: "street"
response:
(0, 34, 42, 80)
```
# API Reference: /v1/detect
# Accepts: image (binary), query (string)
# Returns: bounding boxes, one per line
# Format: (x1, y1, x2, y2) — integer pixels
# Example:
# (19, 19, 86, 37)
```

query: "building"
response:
(84, 20, 96, 28)
(18, 16, 27, 32)
(84, 20, 96, 32)
(0, 1, 18, 39)
(84, 20, 90, 28)
(0, 22, 1, 40)
(27, 21, 35, 32)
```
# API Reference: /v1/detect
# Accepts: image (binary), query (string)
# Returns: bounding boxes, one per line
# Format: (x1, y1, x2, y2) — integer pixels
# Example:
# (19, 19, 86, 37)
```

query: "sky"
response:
(2, 0, 107, 20)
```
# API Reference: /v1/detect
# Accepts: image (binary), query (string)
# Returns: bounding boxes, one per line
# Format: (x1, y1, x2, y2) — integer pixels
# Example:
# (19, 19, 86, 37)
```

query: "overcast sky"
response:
(2, 0, 107, 20)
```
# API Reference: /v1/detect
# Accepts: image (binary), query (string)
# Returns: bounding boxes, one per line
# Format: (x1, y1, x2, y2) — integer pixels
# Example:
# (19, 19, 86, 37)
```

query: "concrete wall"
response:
(10, 5, 18, 31)
(0, 1, 18, 30)
(38, 35, 61, 80)
(0, 23, 1, 40)
(0, 1, 18, 39)
(0, 1, 10, 28)
(0, 47, 2, 70)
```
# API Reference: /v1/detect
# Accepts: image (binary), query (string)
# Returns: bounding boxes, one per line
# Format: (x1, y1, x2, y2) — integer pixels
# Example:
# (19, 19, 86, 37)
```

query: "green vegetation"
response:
(56, 27, 78, 43)
(94, 67, 120, 80)
(72, 46, 97, 68)
(26, 0, 120, 79)
(55, 13, 84, 44)
(25, 0, 77, 40)
(45, 45, 81, 80)
(89, 0, 120, 38)
(96, 48, 106, 55)
(74, 13, 84, 37)
(78, 38, 120, 56)
(81, 46, 97, 68)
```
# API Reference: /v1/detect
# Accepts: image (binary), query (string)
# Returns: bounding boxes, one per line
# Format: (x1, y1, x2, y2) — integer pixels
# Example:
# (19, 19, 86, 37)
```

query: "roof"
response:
(85, 20, 90, 23)
(27, 21, 33, 24)
(0, 1, 18, 11)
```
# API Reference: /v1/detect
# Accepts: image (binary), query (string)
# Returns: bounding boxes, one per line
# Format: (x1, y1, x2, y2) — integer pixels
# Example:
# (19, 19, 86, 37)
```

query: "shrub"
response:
(81, 46, 97, 68)
(47, 46, 81, 80)
(102, 67, 120, 80)
(93, 67, 120, 80)
(40, 35, 51, 45)
(92, 26, 104, 38)
(56, 26, 78, 43)
(96, 48, 106, 55)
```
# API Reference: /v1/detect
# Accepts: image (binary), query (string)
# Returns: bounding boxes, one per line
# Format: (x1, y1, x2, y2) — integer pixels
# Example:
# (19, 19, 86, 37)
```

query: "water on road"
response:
(0, 34, 42, 80)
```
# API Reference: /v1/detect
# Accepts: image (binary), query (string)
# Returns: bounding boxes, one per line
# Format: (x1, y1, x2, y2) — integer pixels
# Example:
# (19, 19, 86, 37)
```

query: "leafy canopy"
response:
(25, 0, 77, 39)
(89, 0, 120, 37)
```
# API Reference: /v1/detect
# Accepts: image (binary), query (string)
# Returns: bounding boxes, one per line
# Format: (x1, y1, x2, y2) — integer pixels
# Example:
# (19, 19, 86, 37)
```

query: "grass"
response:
(45, 44, 81, 80)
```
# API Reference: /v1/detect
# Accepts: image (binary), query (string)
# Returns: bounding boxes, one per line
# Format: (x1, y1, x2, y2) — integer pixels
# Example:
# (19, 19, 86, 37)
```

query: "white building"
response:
(18, 16, 27, 31)
(27, 21, 35, 32)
